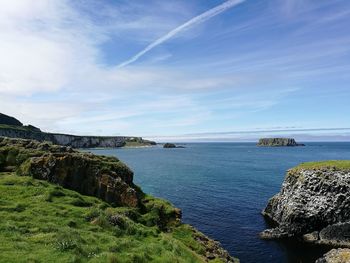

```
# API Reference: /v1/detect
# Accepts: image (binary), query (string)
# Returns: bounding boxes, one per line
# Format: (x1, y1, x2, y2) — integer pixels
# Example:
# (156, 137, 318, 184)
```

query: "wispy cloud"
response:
(117, 0, 245, 68)
(0, 0, 349, 138)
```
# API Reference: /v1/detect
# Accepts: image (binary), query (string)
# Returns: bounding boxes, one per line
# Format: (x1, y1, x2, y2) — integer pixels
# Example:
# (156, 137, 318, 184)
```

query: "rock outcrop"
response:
(163, 143, 185, 148)
(0, 137, 139, 207)
(163, 143, 177, 148)
(0, 113, 155, 148)
(257, 138, 305, 147)
(261, 161, 350, 245)
(316, 249, 350, 263)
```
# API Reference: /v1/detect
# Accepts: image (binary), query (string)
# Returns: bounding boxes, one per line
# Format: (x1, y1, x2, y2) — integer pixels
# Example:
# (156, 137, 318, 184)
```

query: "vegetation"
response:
(0, 172, 225, 263)
(0, 113, 23, 126)
(0, 124, 41, 133)
(293, 160, 350, 171)
(123, 138, 156, 147)
(0, 137, 235, 262)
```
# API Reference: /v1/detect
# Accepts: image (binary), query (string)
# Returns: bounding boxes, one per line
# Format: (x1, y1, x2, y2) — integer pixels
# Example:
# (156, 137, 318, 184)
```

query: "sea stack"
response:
(257, 138, 305, 147)
(260, 160, 350, 248)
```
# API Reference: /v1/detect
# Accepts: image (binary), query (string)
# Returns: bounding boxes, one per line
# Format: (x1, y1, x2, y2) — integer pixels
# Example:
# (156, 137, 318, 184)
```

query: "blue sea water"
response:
(88, 142, 350, 263)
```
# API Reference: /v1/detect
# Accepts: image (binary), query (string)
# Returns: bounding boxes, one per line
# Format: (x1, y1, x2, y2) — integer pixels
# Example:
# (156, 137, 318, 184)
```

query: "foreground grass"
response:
(294, 160, 350, 170)
(0, 173, 215, 263)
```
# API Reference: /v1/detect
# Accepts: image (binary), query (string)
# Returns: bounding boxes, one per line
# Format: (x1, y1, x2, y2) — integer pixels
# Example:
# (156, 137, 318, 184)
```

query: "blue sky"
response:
(0, 0, 349, 141)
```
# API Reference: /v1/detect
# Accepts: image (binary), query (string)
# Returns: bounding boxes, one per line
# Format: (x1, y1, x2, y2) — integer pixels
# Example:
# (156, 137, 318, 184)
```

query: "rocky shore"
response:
(261, 161, 350, 261)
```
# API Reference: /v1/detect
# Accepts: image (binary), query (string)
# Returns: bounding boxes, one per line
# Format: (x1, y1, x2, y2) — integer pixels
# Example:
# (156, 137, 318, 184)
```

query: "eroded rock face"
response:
(316, 249, 350, 263)
(21, 153, 138, 207)
(261, 168, 350, 240)
(0, 137, 139, 207)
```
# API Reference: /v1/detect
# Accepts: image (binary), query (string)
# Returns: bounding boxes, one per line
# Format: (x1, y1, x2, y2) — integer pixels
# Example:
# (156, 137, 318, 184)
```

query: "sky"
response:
(0, 0, 350, 141)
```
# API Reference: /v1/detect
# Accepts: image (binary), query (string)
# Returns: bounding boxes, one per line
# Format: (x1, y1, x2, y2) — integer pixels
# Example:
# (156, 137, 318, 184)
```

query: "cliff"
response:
(0, 137, 237, 262)
(0, 113, 155, 148)
(257, 138, 305, 147)
(261, 161, 350, 249)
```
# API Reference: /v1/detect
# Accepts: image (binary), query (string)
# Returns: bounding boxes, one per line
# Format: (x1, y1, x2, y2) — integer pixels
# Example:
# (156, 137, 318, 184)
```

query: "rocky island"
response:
(257, 138, 305, 147)
(0, 113, 155, 148)
(163, 143, 185, 148)
(0, 137, 237, 262)
(261, 160, 350, 261)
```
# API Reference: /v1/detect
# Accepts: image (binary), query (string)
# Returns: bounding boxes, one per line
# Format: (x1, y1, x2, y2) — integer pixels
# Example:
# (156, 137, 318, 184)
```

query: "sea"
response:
(88, 142, 350, 263)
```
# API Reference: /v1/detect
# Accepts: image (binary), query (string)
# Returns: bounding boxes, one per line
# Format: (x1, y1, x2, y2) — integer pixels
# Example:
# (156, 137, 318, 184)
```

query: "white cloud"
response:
(117, 0, 246, 68)
(1, 0, 347, 138)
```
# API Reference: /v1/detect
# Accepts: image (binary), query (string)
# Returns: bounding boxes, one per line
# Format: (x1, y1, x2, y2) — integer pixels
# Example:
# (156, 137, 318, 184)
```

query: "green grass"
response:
(123, 138, 155, 147)
(123, 141, 151, 147)
(293, 160, 350, 170)
(0, 172, 222, 263)
(0, 124, 40, 133)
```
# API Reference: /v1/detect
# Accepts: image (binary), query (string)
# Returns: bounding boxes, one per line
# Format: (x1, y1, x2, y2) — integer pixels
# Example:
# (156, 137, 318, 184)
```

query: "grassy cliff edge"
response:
(0, 137, 237, 263)
(292, 160, 350, 171)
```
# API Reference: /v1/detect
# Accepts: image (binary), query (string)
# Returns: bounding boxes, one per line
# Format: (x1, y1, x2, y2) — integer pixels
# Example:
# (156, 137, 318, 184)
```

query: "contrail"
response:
(117, 0, 246, 68)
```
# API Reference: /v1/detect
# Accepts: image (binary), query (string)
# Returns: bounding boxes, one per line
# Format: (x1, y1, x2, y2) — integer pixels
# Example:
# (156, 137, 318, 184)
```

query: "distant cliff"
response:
(0, 113, 155, 148)
(257, 138, 305, 147)
(0, 113, 23, 126)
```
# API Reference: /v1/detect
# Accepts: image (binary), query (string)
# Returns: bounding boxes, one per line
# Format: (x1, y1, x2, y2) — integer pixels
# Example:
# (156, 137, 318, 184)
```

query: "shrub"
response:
(70, 197, 93, 207)
(0, 152, 5, 169)
(6, 148, 19, 165)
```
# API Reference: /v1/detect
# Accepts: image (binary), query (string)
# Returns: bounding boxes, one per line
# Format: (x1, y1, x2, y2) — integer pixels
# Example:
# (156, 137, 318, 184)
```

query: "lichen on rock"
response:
(316, 248, 350, 263)
(261, 164, 350, 240)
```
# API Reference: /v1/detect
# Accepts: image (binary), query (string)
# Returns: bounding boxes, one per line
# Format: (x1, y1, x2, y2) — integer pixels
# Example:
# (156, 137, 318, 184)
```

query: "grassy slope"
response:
(0, 172, 219, 263)
(0, 124, 37, 132)
(294, 160, 350, 170)
(123, 141, 152, 147)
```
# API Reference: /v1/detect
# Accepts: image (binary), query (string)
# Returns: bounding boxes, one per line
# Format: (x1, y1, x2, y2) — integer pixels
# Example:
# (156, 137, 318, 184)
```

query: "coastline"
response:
(0, 137, 237, 262)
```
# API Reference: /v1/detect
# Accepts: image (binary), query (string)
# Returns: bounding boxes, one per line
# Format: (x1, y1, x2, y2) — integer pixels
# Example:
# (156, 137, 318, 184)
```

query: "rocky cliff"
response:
(257, 138, 305, 147)
(0, 113, 155, 148)
(0, 137, 139, 207)
(261, 161, 350, 246)
(0, 137, 237, 262)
